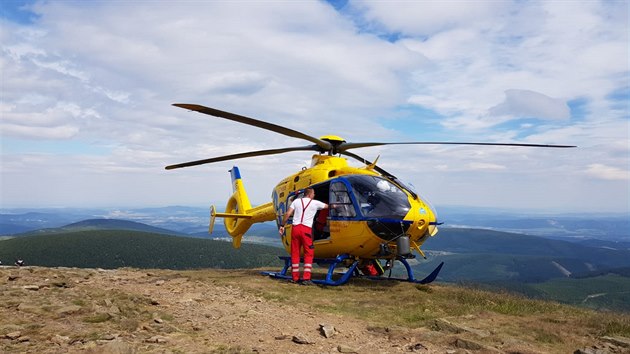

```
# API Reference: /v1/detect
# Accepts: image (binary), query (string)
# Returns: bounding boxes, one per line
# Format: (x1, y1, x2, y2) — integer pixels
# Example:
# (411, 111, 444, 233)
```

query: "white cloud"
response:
(489, 89, 570, 120)
(586, 164, 629, 181)
(465, 162, 506, 171)
(350, 1, 503, 36)
(393, 1, 628, 131)
(199, 71, 271, 95)
(0, 124, 79, 140)
(0, 101, 99, 139)
(0, 1, 628, 213)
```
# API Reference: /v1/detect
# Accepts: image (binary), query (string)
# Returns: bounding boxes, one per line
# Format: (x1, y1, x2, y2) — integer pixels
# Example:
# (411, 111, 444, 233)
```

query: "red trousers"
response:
(290, 224, 314, 281)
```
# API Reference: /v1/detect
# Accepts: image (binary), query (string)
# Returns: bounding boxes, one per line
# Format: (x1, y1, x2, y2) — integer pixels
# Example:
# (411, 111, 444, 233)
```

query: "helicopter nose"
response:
(366, 219, 413, 241)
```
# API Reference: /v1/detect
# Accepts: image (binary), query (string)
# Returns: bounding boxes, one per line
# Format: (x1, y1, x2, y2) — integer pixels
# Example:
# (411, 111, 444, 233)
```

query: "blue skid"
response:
(261, 254, 444, 286)
(261, 254, 359, 286)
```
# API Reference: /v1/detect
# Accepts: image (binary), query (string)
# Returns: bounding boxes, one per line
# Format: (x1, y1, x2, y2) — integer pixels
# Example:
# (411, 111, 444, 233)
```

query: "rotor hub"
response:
(319, 135, 346, 154)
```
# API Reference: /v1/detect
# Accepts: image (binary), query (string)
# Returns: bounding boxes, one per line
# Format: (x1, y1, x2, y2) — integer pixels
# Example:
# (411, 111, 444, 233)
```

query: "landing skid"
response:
(261, 254, 359, 286)
(261, 254, 444, 286)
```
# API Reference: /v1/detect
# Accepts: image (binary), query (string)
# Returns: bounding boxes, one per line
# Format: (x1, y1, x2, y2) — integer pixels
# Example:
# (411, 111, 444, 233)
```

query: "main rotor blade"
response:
(339, 141, 576, 152)
(165, 145, 319, 170)
(173, 104, 332, 151)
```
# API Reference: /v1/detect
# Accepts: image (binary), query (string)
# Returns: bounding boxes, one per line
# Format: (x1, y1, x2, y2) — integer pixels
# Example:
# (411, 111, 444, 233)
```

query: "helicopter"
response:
(166, 103, 575, 286)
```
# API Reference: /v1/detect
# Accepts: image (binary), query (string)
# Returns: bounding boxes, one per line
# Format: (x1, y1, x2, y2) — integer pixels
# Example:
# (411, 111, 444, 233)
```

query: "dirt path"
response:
(0, 266, 447, 353)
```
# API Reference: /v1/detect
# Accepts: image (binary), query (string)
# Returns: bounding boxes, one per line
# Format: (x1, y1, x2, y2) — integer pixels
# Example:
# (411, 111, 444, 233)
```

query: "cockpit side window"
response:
(329, 181, 356, 218)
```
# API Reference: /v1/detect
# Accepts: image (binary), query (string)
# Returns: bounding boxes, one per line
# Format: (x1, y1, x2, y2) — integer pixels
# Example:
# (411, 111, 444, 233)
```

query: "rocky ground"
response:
(1, 266, 629, 354)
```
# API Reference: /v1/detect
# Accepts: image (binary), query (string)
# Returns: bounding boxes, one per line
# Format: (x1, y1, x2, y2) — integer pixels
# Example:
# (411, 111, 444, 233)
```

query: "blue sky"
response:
(0, 0, 38, 24)
(1, 0, 628, 213)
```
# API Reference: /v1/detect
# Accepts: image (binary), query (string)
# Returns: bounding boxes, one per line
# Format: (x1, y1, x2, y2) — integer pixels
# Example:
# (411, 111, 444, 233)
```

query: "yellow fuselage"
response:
(270, 155, 438, 259)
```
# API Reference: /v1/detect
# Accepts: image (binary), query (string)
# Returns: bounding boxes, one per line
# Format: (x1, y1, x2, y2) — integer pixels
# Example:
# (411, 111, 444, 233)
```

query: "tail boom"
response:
(209, 167, 275, 248)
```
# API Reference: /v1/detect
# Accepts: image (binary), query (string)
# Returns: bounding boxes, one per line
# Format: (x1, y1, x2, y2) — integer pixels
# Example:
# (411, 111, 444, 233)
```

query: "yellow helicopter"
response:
(166, 103, 575, 285)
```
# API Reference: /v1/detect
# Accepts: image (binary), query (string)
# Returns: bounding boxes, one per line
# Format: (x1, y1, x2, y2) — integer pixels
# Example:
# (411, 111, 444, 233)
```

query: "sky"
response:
(0, 0, 628, 214)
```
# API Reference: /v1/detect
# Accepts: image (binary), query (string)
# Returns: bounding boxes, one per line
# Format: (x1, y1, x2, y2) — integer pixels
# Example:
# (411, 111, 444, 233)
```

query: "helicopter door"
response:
(329, 181, 356, 219)
(312, 182, 331, 241)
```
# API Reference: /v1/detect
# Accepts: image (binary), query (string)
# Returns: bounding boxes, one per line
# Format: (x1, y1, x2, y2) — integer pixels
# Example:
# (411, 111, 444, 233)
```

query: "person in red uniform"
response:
(279, 188, 328, 285)
(314, 208, 329, 237)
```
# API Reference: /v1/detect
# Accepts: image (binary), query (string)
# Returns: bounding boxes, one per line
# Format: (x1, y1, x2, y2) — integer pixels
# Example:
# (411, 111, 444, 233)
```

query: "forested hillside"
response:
(0, 230, 284, 269)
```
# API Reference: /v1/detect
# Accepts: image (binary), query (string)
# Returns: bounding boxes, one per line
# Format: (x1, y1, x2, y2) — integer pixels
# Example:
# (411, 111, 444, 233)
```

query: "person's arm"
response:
(279, 207, 294, 235)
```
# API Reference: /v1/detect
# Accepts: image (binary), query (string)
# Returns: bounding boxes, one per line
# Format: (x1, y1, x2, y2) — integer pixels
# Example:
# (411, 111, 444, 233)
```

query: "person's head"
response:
(305, 188, 315, 198)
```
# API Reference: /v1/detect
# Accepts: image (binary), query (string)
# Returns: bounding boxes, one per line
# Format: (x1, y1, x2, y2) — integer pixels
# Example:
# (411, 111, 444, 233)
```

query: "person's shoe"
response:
(300, 280, 315, 286)
(288, 279, 299, 284)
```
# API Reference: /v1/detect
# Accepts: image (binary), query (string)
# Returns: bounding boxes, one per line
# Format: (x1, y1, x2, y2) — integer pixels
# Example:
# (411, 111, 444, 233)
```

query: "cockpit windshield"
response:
(345, 175, 411, 219)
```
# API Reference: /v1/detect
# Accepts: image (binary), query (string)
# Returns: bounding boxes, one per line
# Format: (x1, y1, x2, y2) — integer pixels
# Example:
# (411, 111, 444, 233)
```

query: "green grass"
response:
(209, 345, 256, 354)
(582, 314, 630, 337)
(83, 313, 112, 323)
(534, 330, 564, 344)
(531, 274, 630, 311)
(261, 274, 573, 321)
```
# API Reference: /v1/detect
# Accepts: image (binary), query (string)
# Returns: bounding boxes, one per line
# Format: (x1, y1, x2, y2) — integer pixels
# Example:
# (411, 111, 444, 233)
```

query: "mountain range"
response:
(3, 205, 629, 241)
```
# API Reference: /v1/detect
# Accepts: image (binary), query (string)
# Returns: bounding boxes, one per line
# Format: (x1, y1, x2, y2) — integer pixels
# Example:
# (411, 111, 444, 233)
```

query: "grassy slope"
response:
(531, 274, 630, 311)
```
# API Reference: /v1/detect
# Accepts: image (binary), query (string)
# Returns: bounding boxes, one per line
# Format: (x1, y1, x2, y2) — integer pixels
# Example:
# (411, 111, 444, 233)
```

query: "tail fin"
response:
(209, 166, 275, 248)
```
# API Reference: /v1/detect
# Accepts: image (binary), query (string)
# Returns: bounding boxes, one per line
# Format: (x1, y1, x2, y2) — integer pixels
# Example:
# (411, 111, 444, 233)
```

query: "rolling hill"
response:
(17, 218, 187, 237)
(0, 229, 284, 270)
(0, 210, 104, 234)
(424, 228, 630, 264)
(419, 227, 630, 282)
